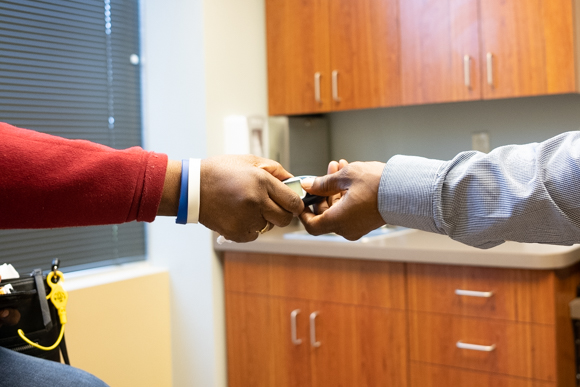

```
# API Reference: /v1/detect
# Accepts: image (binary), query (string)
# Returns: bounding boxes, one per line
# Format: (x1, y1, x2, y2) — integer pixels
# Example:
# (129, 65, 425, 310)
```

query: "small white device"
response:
(283, 176, 325, 206)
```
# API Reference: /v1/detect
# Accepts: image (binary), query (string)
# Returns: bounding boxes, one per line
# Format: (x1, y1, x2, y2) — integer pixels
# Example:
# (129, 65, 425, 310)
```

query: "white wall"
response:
(329, 94, 580, 163)
(140, 1, 223, 386)
(140, 0, 269, 385)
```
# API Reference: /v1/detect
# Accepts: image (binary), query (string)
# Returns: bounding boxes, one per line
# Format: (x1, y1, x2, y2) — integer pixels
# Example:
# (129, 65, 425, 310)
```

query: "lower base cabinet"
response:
(224, 252, 580, 387)
(225, 292, 408, 387)
(409, 363, 556, 387)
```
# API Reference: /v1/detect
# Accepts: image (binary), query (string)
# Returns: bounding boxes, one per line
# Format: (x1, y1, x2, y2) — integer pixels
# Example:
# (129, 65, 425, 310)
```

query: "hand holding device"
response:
(199, 154, 304, 243)
(282, 176, 326, 206)
(299, 160, 387, 241)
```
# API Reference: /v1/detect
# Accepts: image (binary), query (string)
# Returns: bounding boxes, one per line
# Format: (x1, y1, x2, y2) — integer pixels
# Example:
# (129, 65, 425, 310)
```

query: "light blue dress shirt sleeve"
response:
(378, 131, 580, 249)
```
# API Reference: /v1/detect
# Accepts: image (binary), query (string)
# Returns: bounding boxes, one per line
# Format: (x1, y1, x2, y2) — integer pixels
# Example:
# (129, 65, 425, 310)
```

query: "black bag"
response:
(0, 263, 70, 364)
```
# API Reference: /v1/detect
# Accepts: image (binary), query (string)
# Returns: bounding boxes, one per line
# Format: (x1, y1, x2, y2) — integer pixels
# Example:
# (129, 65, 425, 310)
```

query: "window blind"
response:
(0, 0, 145, 274)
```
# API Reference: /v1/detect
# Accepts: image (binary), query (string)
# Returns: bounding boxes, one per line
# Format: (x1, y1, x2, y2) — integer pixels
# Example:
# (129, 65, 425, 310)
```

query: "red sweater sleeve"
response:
(0, 122, 168, 229)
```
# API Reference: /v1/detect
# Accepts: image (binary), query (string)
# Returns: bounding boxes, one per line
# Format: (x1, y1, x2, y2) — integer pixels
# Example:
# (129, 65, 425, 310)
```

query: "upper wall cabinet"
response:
(266, 0, 331, 115)
(266, 0, 401, 116)
(479, 0, 576, 99)
(400, 0, 482, 104)
(266, 0, 580, 115)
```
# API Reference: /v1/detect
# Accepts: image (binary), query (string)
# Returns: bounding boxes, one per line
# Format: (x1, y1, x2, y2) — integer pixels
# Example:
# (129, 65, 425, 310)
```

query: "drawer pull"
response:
(290, 309, 302, 345)
(310, 311, 321, 348)
(455, 289, 493, 298)
(456, 341, 496, 352)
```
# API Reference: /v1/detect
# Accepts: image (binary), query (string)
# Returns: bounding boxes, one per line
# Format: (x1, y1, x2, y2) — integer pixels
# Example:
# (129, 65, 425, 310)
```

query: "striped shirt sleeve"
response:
(378, 131, 580, 249)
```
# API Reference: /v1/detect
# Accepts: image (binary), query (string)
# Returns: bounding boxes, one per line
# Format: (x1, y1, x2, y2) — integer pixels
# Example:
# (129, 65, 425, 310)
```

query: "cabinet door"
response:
(479, 0, 576, 99)
(266, 0, 331, 115)
(400, 0, 481, 105)
(309, 302, 408, 387)
(226, 292, 276, 387)
(328, 0, 401, 110)
(226, 293, 312, 387)
(270, 298, 313, 387)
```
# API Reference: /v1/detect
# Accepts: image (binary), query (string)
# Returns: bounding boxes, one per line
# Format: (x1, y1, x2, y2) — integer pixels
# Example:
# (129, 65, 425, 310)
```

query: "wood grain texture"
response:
(400, 0, 481, 105)
(268, 254, 407, 309)
(479, 0, 576, 99)
(407, 263, 555, 324)
(266, 0, 331, 115)
(308, 303, 408, 387)
(270, 297, 313, 387)
(225, 252, 406, 309)
(408, 311, 557, 381)
(554, 263, 580, 387)
(328, 0, 401, 111)
(409, 362, 555, 387)
(352, 307, 408, 387)
(225, 292, 276, 387)
(224, 252, 271, 294)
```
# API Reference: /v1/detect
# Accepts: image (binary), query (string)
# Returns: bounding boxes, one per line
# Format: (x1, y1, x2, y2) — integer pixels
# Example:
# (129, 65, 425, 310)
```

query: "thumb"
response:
(301, 171, 351, 196)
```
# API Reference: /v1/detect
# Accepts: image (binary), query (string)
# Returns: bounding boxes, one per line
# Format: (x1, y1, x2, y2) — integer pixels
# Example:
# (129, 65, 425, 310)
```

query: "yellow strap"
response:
(17, 324, 65, 351)
(16, 270, 68, 351)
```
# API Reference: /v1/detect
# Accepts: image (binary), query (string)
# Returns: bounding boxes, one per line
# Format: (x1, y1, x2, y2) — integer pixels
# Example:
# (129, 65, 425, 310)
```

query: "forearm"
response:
(0, 123, 168, 228)
(379, 131, 580, 248)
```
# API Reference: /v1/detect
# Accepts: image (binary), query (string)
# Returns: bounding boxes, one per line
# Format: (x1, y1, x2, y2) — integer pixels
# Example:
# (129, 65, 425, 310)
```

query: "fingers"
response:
(257, 158, 293, 181)
(301, 171, 350, 197)
(264, 173, 304, 215)
(299, 202, 341, 236)
(261, 197, 295, 227)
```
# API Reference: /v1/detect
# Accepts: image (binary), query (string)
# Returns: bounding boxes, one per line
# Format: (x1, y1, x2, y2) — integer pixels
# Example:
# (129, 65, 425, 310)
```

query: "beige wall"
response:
(202, 0, 269, 385)
(64, 266, 172, 387)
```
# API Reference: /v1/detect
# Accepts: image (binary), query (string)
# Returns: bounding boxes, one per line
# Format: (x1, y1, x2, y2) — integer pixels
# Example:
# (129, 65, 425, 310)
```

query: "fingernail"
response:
(301, 177, 314, 190)
(0, 310, 9, 318)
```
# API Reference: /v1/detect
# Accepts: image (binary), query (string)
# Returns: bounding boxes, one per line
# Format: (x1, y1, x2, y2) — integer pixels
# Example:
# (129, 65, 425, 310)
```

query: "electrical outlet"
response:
(472, 131, 490, 153)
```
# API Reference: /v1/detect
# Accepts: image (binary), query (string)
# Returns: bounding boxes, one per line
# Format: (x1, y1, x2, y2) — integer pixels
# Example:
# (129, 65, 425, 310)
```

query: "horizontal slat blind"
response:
(0, 0, 145, 274)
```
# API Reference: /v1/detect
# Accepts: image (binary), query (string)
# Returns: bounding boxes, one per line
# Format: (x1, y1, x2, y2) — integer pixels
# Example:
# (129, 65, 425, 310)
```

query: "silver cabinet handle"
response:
(331, 70, 341, 102)
(486, 52, 494, 87)
(463, 55, 471, 88)
(309, 311, 321, 348)
(290, 309, 302, 345)
(314, 72, 322, 103)
(455, 289, 494, 298)
(457, 341, 496, 352)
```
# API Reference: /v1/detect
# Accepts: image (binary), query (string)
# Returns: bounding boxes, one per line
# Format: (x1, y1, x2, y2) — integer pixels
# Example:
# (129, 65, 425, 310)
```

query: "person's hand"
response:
(0, 276, 21, 328)
(299, 160, 387, 241)
(199, 155, 305, 242)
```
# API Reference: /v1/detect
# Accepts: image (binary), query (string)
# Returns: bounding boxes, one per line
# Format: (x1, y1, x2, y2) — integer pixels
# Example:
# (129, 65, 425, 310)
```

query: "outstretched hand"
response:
(299, 160, 386, 240)
(199, 155, 304, 242)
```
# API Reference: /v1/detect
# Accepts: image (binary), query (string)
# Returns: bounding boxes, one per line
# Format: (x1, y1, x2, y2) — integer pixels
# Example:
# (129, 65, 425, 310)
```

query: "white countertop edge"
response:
(213, 228, 580, 270)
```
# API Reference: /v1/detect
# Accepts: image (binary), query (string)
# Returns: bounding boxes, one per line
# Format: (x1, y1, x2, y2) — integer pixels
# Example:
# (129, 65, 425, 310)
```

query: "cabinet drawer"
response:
(224, 252, 406, 309)
(410, 362, 555, 387)
(409, 312, 556, 381)
(407, 263, 555, 324)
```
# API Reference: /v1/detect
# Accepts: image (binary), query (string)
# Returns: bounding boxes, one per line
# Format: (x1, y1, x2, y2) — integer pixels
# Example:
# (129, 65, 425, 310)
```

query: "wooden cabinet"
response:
(400, 0, 481, 105)
(224, 253, 580, 387)
(407, 263, 580, 387)
(267, 0, 579, 113)
(479, 0, 576, 99)
(401, 0, 576, 105)
(266, 0, 331, 115)
(266, 0, 401, 116)
(224, 252, 408, 387)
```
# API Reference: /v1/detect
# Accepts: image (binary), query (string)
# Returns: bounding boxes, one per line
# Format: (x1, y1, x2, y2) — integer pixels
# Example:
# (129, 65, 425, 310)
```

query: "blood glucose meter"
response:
(283, 176, 325, 206)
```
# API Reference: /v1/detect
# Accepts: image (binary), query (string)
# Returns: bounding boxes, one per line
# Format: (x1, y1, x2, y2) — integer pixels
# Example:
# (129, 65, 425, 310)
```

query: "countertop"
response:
(213, 223, 580, 270)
